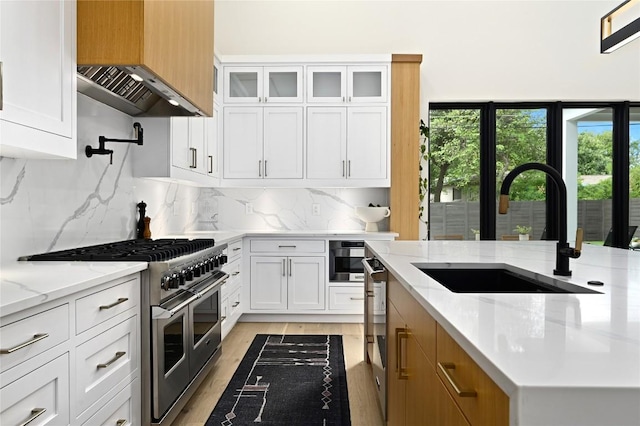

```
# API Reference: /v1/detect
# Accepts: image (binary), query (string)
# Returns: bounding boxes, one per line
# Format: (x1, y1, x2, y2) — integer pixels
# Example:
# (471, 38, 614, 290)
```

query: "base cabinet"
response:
(386, 274, 507, 426)
(0, 274, 141, 426)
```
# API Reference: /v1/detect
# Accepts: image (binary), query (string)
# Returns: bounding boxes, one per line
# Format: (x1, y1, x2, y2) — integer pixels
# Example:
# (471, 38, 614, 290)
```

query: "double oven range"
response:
(23, 238, 229, 425)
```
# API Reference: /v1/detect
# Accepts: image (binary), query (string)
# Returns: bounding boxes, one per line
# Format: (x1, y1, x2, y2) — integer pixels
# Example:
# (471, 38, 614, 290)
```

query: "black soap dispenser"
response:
(136, 201, 147, 239)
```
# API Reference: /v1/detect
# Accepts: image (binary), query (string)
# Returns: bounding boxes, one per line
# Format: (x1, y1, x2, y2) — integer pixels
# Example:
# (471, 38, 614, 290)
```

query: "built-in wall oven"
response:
(363, 255, 387, 418)
(329, 240, 365, 282)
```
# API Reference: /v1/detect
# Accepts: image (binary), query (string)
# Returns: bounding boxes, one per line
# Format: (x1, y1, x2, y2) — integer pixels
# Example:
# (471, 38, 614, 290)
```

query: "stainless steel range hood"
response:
(77, 65, 202, 117)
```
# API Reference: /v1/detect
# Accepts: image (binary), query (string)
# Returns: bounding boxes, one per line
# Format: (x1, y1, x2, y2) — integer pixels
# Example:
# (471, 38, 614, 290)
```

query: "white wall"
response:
(215, 0, 640, 117)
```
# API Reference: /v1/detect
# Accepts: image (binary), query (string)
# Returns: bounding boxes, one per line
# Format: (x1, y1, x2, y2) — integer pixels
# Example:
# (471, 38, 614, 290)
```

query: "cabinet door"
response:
(213, 57, 221, 105)
(405, 335, 437, 426)
(348, 65, 388, 103)
(264, 66, 303, 103)
(288, 256, 326, 310)
(347, 107, 387, 179)
(263, 107, 304, 179)
(386, 300, 406, 426)
(223, 107, 264, 178)
(189, 117, 207, 174)
(250, 257, 287, 310)
(0, 0, 76, 159)
(205, 105, 220, 177)
(224, 66, 263, 103)
(306, 107, 347, 179)
(171, 117, 191, 170)
(307, 66, 346, 103)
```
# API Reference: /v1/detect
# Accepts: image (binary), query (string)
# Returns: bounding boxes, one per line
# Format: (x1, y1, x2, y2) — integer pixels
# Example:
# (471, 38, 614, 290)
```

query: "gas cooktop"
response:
(21, 238, 217, 262)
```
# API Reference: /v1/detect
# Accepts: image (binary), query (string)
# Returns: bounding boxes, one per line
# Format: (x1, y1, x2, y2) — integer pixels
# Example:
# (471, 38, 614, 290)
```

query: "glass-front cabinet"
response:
(224, 66, 303, 103)
(307, 65, 388, 103)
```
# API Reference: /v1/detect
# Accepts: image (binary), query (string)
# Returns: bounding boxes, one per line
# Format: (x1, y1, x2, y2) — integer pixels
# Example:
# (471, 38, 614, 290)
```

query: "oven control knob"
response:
(213, 256, 220, 267)
(220, 254, 228, 265)
(204, 259, 211, 272)
(170, 273, 180, 289)
(161, 276, 171, 291)
(193, 264, 201, 278)
(178, 271, 186, 286)
(184, 268, 193, 282)
(200, 262, 206, 274)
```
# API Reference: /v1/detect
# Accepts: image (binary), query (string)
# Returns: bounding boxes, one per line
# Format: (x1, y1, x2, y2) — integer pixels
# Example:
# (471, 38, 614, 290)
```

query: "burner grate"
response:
(23, 239, 217, 262)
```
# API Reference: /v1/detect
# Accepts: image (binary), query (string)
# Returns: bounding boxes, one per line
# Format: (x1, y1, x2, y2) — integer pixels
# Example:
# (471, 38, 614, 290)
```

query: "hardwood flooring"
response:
(172, 322, 385, 426)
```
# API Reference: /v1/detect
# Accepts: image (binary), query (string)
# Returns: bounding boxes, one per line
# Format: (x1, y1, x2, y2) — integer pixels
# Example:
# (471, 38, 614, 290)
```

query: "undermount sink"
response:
(415, 263, 601, 294)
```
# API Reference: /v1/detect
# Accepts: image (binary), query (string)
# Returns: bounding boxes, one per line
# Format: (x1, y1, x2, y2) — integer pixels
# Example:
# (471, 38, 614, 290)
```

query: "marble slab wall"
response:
(1, 94, 390, 263)
(197, 187, 389, 232)
(0, 94, 200, 263)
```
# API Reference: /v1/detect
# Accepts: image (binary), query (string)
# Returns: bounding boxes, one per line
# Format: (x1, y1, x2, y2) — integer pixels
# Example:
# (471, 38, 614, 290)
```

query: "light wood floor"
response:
(172, 322, 385, 426)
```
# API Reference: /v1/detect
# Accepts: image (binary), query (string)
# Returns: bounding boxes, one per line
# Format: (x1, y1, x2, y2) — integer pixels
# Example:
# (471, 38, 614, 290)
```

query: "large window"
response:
(427, 102, 639, 248)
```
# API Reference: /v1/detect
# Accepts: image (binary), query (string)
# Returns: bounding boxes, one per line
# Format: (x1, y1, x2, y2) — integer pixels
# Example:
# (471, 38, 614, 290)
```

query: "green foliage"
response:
(578, 177, 612, 200)
(514, 225, 532, 234)
(577, 131, 612, 175)
(631, 166, 640, 198)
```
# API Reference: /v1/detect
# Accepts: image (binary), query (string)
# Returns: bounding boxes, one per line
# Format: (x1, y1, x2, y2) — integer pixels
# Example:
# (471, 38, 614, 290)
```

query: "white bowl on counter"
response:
(355, 206, 391, 232)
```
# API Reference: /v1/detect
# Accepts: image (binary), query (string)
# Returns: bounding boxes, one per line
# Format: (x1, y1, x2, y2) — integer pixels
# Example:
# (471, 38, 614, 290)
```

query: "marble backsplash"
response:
(0, 94, 389, 264)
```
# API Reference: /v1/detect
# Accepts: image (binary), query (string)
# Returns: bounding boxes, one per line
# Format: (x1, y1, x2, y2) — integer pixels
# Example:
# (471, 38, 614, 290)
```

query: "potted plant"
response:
(514, 225, 532, 241)
(471, 228, 480, 241)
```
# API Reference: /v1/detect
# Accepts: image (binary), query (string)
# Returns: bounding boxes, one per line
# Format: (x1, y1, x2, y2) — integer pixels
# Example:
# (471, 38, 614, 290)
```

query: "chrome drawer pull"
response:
(437, 362, 477, 397)
(350, 297, 365, 300)
(278, 245, 297, 248)
(233, 247, 241, 251)
(116, 420, 128, 426)
(99, 297, 129, 310)
(232, 301, 240, 307)
(221, 316, 227, 322)
(232, 271, 240, 276)
(1, 333, 49, 354)
(19, 408, 46, 426)
(97, 351, 126, 369)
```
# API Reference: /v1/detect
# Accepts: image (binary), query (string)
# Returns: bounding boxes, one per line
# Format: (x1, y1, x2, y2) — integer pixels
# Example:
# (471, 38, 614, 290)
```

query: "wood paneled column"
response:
(390, 54, 422, 240)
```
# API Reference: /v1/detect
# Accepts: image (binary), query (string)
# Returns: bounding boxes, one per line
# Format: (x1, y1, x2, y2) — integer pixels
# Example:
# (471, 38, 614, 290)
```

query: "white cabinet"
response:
(0, 273, 141, 426)
(224, 66, 303, 103)
(307, 65, 388, 104)
(223, 106, 304, 179)
(250, 256, 325, 310)
(133, 117, 220, 186)
(221, 239, 244, 339)
(214, 56, 222, 106)
(307, 106, 387, 181)
(0, 0, 76, 159)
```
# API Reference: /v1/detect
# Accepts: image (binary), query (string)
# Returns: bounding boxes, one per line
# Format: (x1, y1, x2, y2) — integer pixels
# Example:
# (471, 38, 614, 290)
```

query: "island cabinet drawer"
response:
(328, 286, 365, 312)
(227, 239, 243, 261)
(76, 277, 139, 334)
(388, 278, 436, 365)
(250, 239, 325, 253)
(0, 353, 70, 426)
(0, 304, 69, 371)
(436, 324, 509, 426)
(75, 316, 138, 415)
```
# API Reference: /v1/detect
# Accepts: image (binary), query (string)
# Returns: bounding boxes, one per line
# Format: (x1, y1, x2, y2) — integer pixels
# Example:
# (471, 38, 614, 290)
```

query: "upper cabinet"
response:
(0, 0, 77, 159)
(77, 0, 214, 117)
(307, 65, 388, 104)
(223, 66, 303, 104)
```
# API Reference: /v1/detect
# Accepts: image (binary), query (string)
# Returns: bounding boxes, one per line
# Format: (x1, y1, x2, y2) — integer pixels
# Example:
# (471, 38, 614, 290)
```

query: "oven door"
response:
(151, 291, 192, 420)
(330, 241, 365, 282)
(188, 276, 223, 378)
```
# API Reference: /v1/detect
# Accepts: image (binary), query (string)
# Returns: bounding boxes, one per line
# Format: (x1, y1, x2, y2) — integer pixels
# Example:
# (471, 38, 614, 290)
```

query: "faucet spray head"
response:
(499, 194, 510, 214)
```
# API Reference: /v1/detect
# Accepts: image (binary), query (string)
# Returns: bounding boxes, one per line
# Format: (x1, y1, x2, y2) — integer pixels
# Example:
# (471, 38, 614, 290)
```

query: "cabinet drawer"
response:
(0, 353, 70, 426)
(0, 304, 69, 371)
(75, 316, 138, 415)
(227, 239, 243, 261)
(328, 286, 365, 312)
(250, 239, 325, 253)
(389, 277, 436, 365)
(222, 258, 242, 286)
(82, 377, 140, 426)
(76, 277, 139, 334)
(436, 324, 509, 426)
(228, 287, 242, 319)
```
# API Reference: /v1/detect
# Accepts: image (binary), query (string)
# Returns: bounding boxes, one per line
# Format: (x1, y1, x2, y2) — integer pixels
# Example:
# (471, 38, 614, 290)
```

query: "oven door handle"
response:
(152, 295, 197, 319)
(195, 273, 229, 298)
(363, 257, 386, 274)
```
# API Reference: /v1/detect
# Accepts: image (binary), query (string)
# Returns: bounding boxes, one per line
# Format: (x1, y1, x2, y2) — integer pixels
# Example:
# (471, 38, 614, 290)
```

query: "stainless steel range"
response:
(23, 238, 229, 425)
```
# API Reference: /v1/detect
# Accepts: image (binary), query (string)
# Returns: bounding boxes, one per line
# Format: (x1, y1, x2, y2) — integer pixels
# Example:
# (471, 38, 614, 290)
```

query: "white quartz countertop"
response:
(365, 240, 640, 425)
(0, 260, 147, 318)
(181, 230, 398, 240)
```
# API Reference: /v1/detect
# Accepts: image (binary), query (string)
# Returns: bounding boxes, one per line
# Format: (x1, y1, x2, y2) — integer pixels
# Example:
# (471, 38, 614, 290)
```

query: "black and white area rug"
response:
(206, 334, 351, 426)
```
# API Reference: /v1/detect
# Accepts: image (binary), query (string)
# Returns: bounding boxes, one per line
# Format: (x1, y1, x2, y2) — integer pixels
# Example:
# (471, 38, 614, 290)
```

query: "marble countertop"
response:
(0, 261, 147, 318)
(181, 229, 398, 240)
(365, 240, 640, 425)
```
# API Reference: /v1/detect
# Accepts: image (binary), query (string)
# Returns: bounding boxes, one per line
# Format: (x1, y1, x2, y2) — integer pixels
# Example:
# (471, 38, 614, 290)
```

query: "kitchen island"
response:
(365, 240, 640, 425)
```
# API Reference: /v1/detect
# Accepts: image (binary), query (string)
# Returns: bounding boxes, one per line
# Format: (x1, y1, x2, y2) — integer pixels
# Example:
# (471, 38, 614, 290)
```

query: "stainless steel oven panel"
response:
(152, 298, 191, 420)
(188, 281, 222, 378)
(329, 241, 365, 282)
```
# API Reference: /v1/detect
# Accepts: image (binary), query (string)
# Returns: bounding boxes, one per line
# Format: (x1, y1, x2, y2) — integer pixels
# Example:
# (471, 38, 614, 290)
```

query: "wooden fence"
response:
(429, 199, 640, 241)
